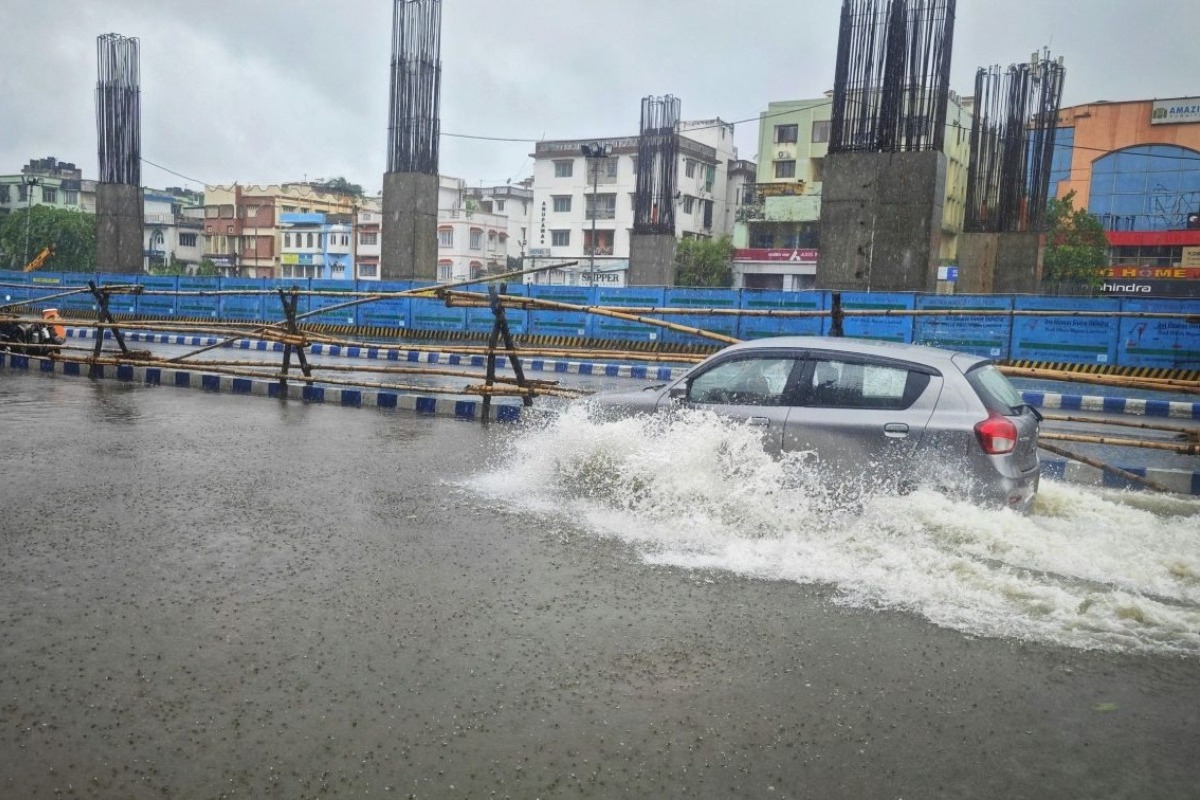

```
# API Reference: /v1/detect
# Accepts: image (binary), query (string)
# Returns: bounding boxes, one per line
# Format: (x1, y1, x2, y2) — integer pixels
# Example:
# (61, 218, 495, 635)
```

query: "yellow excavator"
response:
(23, 245, 55, 272)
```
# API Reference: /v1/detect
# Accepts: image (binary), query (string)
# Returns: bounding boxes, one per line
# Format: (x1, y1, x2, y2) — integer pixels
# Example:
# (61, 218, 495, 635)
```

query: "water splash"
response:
(470, 405, 1200, 656)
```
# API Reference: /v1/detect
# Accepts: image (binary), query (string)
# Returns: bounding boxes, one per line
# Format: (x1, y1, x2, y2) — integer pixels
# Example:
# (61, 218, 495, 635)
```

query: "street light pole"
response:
(580, 142, 611, 286)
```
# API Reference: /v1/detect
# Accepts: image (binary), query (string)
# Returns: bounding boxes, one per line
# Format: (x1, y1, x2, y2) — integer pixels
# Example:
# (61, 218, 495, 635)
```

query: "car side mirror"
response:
(669, 384, 688, 402)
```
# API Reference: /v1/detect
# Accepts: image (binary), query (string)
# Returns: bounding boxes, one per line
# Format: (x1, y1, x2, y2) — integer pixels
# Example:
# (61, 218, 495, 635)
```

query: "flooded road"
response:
(1, 370, 1198, 799)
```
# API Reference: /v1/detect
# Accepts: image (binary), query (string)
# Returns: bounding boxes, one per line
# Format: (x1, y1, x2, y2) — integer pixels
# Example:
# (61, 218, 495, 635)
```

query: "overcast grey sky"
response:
(2, 0, 1197, 194)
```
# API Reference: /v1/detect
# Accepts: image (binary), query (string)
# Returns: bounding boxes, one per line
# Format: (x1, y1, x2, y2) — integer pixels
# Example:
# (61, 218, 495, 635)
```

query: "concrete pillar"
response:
(381, 172, 438, 281)
(96, 183, 144, 273)
(816, 151, 946, 293)
(628, 234, 677, 287)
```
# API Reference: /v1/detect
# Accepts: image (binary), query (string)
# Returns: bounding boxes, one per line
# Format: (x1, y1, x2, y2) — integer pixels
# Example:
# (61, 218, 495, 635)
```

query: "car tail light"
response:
(975, 412, 1018, 455)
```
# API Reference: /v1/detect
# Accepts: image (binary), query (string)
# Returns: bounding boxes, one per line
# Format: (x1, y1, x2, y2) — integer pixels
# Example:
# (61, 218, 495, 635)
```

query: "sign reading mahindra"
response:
(1151, 97, 1200, 125)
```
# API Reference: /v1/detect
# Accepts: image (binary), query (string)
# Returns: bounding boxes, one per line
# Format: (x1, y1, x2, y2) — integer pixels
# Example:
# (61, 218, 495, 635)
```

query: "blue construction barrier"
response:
(738, 290, 825, 339)
(1010, 296, 1120, 366)
(2, 271, 1197, 370)
(831, 292, 914, 343)
(527, 285, 593, 339)
(592, 286, 666, 342)
(306, 279, 359, 327)
(914, 294, 1013, 360)
(463, 281, 529, 336)
(1118, 298, 1200, 370)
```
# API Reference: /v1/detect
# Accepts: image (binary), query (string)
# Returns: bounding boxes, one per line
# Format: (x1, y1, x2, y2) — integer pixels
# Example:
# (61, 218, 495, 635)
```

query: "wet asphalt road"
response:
(1, 372, 1197, 799)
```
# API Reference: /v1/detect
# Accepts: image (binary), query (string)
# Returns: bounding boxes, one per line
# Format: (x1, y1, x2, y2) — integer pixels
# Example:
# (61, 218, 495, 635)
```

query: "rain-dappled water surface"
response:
(2, 369, 1199, 799)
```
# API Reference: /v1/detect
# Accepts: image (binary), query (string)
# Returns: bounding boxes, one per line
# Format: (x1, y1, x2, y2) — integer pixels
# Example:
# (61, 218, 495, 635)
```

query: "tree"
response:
(316, 176, 364, 198)
(0, 206, 96, 271)
(1042, 190, 1107, 293)
(674, 235, 734, 288)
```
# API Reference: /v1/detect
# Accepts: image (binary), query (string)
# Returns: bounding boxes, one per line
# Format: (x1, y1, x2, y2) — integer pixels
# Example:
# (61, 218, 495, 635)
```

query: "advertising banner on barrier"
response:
(914, 295, 1013, 359)
(177, 276, 221, 319)
(0, 271, 35, 308)
(135, 275, 178, 317)
(410, 292, 466, 331)
(266, 278, 310, 319)
(527, 285, 593, 338)
(1009, 297, 1120, 364)
(591, 287, 666, 342)
(355, 281, 411, 331)
(1118, 298, 1200, 370)
(307, 280, 359, 327)
(738, 290, 824, 339)
(829, 293, 914, 342)
(218, 278, 266, 321)
(660, 288, 738, 345)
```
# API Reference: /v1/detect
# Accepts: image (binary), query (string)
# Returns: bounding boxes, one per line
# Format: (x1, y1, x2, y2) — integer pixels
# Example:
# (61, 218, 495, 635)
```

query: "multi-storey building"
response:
(463, 181, 534, 265)
(201, 184, 358, 277)
(732, 92, 972, 290)
(435, 176, 513, 282)
(278, 212, 355, 280)
(1048, 96, 1200, 297)
(525, 119, 744, 286)
(143, 188, 203, 272)
(355, 207, 383, 281)
(0, 157, 89, 219)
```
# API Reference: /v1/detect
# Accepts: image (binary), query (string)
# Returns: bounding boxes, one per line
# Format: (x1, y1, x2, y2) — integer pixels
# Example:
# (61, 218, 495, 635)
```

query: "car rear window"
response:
(806, 358, 931, 410)
(965, 363, 1023, 414)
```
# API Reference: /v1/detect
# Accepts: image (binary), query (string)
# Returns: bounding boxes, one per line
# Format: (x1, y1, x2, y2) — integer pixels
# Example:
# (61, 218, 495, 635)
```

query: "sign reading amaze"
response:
(733, 248, 819, 262)
(1151, 97, 1200, 125)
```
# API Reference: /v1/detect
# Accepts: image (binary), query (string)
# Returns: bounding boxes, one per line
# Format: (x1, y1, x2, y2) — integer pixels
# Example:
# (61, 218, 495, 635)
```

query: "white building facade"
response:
(526, 119, 746, 286)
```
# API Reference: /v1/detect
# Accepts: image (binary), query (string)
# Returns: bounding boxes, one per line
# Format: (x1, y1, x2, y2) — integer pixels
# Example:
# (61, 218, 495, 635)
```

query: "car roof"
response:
(720, 336, 987, 369)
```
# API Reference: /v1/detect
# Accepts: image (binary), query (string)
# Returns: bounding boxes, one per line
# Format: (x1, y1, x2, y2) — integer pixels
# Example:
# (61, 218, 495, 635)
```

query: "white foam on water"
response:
(469, 404, 1200, 656)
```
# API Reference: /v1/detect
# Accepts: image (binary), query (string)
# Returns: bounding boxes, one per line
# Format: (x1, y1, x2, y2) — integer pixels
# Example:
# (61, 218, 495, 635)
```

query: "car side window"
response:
(806, 358, 930, 410)
(688, 357, 800, 407)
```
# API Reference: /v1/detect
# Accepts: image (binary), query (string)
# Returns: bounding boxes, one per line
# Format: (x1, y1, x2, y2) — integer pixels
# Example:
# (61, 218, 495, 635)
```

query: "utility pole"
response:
(22, 176, 40, 267)
(580, 142, 611, 286)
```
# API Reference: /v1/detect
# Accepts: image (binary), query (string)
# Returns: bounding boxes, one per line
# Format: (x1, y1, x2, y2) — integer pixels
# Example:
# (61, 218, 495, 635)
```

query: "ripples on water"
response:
(472, 404, 1200, 657)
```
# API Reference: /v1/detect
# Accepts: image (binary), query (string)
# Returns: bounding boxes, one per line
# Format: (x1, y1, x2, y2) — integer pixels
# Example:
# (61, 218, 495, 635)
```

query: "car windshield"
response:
(966, 363, 1023, 414)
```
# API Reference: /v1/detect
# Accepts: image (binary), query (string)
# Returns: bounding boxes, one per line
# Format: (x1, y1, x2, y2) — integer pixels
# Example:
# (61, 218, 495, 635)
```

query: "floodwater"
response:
(1, 370, 1198, 799)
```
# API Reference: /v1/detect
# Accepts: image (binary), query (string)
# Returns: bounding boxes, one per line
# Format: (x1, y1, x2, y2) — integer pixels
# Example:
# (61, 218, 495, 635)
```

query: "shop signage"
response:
(1101, 266, 1200, 280)
(1181, 247, 1200, 267)
(1151, 97, 1200, 125)
(733, 248, 819, 262)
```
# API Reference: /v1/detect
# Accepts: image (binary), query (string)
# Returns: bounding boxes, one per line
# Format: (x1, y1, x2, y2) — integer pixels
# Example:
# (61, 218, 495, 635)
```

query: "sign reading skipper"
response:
(1151, 97, 1200, 125)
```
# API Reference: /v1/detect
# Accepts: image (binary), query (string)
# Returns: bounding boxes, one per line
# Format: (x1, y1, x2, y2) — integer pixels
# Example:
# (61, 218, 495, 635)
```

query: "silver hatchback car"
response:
(590, 336, 1041, 513)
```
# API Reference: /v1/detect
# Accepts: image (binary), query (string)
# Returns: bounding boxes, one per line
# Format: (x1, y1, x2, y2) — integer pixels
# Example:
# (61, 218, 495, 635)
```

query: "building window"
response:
(18, 185, 28, 202)
(812, 158, 825, 183)
(438, 227, 454, 248)
(586, 194, 616, 220)
(775, 124, 799, 144)
(496, 199, 505, 212)
(437, 260, 454, 281)
(64, 191, 78, 205)
(304, 232, 313, 248)
(552, 195, 572, 213)
(812, 120, 831, 143)
(682, 196, 695, 215)
(605, 157, 619, 178)
(685, 159, 697, 178)
(180, 233, 197, 247)
(360, 231, 378, 245)
(470, 228, 483, 250)
(487, 231, 497, 251)
(775, 160, 797, 179)
(359, 263, 377, 278)
(284, 232, 292, 248)
(554, 160, 574, 178)
(551, 229, 570, 247)
(42, 188, 57, 204)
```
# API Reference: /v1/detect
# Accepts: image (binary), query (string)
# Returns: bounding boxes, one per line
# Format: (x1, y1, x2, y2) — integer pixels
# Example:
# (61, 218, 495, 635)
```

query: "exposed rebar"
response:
(386, 0, 442, 175)
(96, 33, 141, 186)
(633, 95, 681, 235)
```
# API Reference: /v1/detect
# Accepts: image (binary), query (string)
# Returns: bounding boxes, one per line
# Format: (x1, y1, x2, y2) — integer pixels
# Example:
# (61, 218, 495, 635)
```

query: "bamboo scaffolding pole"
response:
(1041, 413, 1200, 439)
(1039, 431, 1199, 455)
(1038, 441, 1178, 494)
(1000, 366, 1200, 394)
(439, 290, 741, 346)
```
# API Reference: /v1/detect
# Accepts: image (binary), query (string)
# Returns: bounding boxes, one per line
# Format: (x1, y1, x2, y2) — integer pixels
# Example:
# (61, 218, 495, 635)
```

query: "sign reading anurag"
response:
(1151, 97, 1200, 125)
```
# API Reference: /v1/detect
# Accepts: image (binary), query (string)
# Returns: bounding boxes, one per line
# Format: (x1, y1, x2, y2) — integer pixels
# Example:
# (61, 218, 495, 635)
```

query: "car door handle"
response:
(747, 416, 771, 427)
(883, 422, 909, 438)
